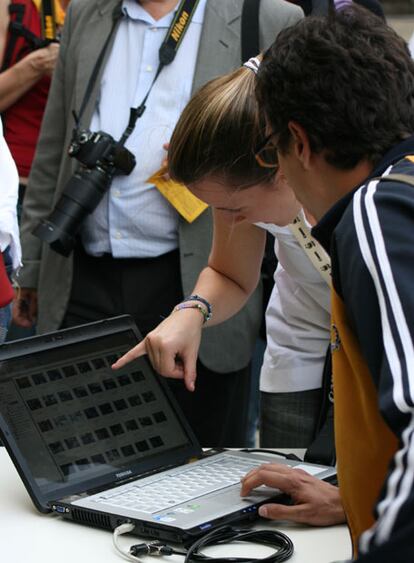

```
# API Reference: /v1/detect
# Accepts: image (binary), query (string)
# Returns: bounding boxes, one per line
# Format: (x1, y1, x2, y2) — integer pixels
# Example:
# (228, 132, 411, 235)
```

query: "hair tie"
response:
(243, 56, 261, 74)
(333, 0, 353, 10)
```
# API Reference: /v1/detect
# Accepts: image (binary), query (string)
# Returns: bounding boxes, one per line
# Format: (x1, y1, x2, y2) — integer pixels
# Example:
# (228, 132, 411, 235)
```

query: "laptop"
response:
(0, 315, 336, 542)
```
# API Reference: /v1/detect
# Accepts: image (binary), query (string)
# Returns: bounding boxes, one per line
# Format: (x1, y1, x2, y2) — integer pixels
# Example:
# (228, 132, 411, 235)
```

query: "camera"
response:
(33, 129, 136, 257)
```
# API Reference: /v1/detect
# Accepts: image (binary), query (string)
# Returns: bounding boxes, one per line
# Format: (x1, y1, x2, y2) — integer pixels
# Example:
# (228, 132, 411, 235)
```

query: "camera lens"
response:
(33, 167, 113, 256)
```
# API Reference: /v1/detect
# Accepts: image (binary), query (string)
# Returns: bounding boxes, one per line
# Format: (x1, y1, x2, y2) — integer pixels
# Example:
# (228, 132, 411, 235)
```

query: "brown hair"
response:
(168, 66, 275, 189)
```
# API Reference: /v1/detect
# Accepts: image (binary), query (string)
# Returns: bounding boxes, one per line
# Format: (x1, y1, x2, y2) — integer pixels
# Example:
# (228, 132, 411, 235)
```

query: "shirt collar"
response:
(122, 0, 206, 26)
(312, 134, 414, 252)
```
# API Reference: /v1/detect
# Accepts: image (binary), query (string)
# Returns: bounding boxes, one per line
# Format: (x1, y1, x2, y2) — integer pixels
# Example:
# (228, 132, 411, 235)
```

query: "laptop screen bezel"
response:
(0, 315, 203, 512)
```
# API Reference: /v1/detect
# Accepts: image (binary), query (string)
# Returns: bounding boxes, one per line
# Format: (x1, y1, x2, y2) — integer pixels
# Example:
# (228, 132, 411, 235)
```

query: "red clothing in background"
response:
(0, 253, 14, 307)
(2, 0, 50, 177)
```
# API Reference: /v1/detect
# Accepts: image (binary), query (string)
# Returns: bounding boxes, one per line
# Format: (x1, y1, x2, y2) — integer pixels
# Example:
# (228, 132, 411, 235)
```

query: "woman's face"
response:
(189, 170, 301, 226)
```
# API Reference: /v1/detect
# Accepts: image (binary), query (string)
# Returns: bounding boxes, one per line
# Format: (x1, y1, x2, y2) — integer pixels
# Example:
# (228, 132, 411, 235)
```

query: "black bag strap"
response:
(241, 1, 279, 343)
(1, 3, 26, 72)
(241, 0, 261, 63)
(1, 1, 52, 73)
(304, 346, 336, 466)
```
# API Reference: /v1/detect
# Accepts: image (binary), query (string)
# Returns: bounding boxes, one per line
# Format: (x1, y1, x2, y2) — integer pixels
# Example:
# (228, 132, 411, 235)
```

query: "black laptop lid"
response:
(0, 316, 201, 512)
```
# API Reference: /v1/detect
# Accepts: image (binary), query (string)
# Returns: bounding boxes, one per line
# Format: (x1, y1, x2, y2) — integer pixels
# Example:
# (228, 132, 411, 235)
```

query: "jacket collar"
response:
(312, 135, 414, 253)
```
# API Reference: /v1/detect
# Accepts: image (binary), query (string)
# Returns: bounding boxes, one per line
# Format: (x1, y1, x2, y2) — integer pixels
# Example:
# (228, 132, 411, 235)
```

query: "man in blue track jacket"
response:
(241, 5, 414, 562)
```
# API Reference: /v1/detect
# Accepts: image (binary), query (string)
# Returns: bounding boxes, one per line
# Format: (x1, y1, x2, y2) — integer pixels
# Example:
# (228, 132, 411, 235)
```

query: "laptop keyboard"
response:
(91, 455, 265, 514)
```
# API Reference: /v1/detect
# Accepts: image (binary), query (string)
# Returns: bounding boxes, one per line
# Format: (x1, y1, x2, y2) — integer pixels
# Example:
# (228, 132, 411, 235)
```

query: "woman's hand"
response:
(241, 463, 346, 526)
(26, 42, 60, 77)
(12, 288, 37, 328)
(0, 42, 60, 112)
(112, 307, 204, 391)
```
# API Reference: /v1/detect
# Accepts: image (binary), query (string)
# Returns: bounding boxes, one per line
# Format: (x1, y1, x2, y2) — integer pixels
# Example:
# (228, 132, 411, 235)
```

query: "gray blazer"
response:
(20, 0, 303, 373)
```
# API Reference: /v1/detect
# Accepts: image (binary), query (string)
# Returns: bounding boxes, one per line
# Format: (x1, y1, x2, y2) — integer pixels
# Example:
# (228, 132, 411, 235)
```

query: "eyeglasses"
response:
(254, 132, 279, 169)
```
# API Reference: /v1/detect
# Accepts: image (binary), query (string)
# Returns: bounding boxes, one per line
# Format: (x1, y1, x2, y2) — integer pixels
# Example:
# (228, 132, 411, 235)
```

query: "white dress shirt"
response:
(82, 0, 207, 257)
(256, 222, 331, 393)
(0, 119, 21, 271)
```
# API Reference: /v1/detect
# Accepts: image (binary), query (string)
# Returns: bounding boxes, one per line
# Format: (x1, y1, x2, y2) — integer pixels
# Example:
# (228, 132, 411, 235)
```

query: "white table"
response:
(0, 448, 351, 563)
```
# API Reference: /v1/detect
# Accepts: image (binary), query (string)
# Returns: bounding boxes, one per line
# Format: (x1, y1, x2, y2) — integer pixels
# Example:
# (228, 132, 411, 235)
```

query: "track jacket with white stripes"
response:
(313, 135, 414, 562)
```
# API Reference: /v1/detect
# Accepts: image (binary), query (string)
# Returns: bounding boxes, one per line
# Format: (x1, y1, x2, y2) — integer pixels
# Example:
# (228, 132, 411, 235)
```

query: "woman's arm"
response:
(113, 213, 266, 390)
(189, 210, 266, 325)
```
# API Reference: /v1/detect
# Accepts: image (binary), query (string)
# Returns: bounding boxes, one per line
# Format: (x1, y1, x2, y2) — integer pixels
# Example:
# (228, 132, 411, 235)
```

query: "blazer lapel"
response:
(192, 0, 242, 94)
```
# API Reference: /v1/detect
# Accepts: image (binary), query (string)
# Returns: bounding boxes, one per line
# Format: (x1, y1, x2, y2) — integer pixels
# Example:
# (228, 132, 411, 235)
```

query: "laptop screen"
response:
(0, 328, 193, 502)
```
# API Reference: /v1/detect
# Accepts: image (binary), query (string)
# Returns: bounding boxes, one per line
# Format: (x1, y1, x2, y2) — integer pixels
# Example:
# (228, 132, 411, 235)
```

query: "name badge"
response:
(147, 167, 208, 223)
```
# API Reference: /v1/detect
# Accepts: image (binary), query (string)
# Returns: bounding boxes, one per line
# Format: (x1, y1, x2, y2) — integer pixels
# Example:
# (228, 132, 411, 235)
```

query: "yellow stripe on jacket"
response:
(331, 290, 398, 556)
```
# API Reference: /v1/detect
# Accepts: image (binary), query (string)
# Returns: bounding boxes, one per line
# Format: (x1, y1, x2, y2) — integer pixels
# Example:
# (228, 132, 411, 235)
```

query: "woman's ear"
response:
(288, 121, 312, 170)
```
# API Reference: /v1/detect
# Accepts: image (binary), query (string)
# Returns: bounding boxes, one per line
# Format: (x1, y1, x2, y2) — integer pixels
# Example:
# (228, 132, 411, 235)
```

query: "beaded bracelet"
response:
(182, 294, 212, 317)
(173, 303, 211, 324)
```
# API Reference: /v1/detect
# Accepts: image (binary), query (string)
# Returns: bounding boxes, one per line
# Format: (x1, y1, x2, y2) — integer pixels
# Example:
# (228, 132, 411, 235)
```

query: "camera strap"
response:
(73, 0, 201, 145)
(288, 210, 332, 286)
(39, 0, 58, 41)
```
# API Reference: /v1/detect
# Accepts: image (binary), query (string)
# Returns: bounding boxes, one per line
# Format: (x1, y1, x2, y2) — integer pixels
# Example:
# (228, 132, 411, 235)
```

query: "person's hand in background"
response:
(12, 287, 37, 328)
(27, 42, 60, 77)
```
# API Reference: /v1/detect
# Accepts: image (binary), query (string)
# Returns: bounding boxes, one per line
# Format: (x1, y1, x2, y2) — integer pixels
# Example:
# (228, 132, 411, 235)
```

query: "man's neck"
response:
(138, 0, 178, 20)
(310, 159, 374, 221)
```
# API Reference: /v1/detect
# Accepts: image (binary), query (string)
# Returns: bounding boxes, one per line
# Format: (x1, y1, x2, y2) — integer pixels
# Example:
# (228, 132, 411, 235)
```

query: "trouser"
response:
(260, 389, 321, 448)
(61, 245, 251, 447)
(0, 303, 12, 344)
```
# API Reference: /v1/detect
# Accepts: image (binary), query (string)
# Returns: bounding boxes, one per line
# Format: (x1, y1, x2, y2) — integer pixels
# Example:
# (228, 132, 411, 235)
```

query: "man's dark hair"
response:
(256, 6, 414, 169)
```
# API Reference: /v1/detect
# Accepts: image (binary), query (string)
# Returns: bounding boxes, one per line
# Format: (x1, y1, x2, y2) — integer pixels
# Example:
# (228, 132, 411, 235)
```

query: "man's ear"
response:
(287, 121, 312, 170)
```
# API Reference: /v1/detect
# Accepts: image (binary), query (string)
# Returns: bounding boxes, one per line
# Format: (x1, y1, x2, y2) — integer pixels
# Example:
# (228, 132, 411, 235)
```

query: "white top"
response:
(0, 118, 21, 271)
(256, 222, 331, 393)
(409, 31, 414, 59)
(83, 0, 207, 258)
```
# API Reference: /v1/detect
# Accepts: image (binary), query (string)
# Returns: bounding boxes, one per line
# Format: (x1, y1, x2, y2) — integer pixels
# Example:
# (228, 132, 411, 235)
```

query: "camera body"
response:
(68, 129, 135, 174)
(33, 128, 136, 256)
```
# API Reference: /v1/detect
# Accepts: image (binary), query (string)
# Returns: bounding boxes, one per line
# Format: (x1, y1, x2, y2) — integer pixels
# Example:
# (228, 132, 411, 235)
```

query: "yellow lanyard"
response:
(32, 0, 66, 28)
